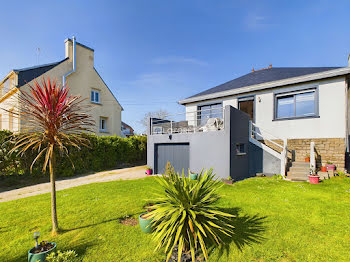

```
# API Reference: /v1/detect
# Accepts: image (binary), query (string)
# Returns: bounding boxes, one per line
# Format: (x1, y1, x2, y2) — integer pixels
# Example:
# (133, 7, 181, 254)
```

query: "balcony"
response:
(150, 107, 224, 135)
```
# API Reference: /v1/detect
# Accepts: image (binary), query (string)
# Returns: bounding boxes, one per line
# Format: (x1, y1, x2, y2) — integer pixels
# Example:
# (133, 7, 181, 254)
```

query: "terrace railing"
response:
(150, 107, 224, 135)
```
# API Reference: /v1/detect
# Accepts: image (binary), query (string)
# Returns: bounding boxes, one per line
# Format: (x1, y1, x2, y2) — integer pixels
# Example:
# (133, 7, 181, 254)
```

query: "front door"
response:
(238, 97, 254, 121)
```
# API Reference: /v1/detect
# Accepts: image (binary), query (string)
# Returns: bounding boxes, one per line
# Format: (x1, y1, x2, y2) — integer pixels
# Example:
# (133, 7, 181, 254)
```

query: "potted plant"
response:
(139, 203, 153, 233)
(222, 177, 234, 184)
(320, 163, 327, 172)
(189, 171, 198, 180)
(309, 169, 320, 184)
(145, 166, 152, 176)
(326, 161, 336, 171)
(305, 154, 310, 162)
(28, 232, 56, 262)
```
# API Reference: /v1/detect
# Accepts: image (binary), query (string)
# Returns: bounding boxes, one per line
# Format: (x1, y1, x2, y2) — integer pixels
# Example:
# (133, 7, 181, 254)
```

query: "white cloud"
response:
(244, 13, 271, 30)
(152, 56, 208, 66)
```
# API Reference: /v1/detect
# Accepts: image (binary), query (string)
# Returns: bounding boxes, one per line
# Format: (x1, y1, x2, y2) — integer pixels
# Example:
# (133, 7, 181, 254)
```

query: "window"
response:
(198, 103, 222, 125)
(91, 90, 100, 103)
(9, 110, 13, 131)
(275, 90, 317, 120)
(3, 78, 11, 95)
(236, 143, 246, 155)
(100, 117, 107, 132)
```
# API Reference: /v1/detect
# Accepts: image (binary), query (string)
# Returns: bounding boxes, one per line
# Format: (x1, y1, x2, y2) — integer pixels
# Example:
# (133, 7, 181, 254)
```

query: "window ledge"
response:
(99, 130, 109, 133)
(273, 115, 320, 121)
(91, 101, 102, 105)
(236, 152, 247, 156)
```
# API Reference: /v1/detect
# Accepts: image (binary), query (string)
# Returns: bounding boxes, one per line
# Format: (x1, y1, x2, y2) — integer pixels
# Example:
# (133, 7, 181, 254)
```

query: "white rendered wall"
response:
(185, 76, 347, 139)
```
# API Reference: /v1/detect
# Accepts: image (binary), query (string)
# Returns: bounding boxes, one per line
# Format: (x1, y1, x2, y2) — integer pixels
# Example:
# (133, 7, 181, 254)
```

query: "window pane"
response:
(277, 95, 295, 118)
(95, 92, 99, 103)
(91, 91, 94, 102)
(296, 92, 315, 116)
(199, 105, 210, 125)
(210, 107, 222, 119)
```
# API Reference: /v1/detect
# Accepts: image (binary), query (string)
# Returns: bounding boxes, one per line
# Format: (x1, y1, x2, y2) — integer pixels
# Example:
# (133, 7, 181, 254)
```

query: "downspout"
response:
(62, 36, 76, 88)
(346, 76, 349, 152)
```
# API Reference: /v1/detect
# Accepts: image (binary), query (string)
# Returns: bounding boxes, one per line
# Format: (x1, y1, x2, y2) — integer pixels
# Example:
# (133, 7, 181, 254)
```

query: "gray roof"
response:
(188, 67, 342, 99)
(14, 58, 68, 87)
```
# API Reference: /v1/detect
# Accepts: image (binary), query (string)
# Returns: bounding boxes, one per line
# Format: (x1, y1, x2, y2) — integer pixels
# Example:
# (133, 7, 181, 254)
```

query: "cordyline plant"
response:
(8, 77, 94, 234)
(148, 169, 235, 262)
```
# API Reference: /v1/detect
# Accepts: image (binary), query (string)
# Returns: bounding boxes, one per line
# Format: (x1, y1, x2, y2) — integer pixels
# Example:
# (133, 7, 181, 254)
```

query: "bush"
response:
(45, 250, 78, 262)
(0, 130, 147, 177)
(149, 169, 235, 262)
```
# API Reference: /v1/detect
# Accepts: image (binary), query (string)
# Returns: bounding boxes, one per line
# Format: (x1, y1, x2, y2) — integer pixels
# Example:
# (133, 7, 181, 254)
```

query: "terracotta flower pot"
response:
(146, 169, 152, 175)
(305, 157, 310, 162)
(326, 164, 336, 171)
(321, 166, 327, 172)
(309, 176, 319, 184)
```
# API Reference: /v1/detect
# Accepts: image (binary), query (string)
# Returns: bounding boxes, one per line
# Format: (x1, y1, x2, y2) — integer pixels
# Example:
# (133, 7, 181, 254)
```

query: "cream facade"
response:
(0, 38, 123, 136)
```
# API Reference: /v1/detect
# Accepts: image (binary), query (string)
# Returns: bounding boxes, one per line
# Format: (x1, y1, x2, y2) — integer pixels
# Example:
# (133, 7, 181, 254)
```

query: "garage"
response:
(155, 143, 190, 174)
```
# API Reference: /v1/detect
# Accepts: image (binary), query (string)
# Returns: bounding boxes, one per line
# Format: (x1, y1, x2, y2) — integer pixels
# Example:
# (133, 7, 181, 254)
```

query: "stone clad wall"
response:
(287, 138, 345, 169)
(260, 138, 346, 170)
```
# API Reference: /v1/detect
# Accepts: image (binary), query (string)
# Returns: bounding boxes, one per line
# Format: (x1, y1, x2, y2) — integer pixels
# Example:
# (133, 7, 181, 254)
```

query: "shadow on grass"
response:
(213, 207, 267, 259)
(61, 212, 141, 232)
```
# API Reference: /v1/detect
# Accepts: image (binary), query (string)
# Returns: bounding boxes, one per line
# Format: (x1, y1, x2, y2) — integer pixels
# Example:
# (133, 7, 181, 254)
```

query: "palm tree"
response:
(9, 77, 94, 234)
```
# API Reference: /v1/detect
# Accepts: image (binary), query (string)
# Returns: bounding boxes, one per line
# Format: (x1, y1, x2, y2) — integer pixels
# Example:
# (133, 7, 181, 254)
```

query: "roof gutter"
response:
(63, 36, 76, 87)
(179, 67, 350, 105)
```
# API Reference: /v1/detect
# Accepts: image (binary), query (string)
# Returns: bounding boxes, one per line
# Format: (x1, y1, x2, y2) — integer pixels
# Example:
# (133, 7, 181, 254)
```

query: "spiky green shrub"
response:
(149, 169, 235, 262)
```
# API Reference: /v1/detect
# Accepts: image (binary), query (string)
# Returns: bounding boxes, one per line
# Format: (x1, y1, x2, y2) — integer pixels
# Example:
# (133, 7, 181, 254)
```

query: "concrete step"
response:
(285, 176, 309, 182)
(290, 161, 310, 168)
(287, 171, 309, 177)
(289, 166, 310, 172)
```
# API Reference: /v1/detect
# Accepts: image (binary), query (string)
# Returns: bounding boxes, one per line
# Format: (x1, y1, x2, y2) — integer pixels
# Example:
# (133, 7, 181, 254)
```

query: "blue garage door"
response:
(155, 143, 190, 175)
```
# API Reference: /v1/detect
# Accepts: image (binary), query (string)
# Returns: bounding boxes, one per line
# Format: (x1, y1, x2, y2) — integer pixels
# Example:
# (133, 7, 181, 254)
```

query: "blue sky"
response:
(1, 0, 350, 133)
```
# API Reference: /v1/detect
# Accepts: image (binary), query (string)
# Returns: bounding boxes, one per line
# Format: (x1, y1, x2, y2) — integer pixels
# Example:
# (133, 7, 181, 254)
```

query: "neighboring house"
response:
(0, 37, 123, 136)
(147, 55, 350, 180)
(121, 121, 135, 137)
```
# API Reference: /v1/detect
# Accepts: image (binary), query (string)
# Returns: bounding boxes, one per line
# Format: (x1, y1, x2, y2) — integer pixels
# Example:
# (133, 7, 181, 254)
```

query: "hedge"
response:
(0, 131, 147, 177)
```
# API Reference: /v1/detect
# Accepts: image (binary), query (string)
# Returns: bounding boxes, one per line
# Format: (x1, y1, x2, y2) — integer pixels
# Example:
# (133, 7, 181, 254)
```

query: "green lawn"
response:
(1, 176, 350, 261)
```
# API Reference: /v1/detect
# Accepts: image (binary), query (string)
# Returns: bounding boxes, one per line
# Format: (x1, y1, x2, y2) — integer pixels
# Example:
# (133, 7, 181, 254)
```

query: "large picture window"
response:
(275, 89, 317, 120)
(198, 103, 222, 125)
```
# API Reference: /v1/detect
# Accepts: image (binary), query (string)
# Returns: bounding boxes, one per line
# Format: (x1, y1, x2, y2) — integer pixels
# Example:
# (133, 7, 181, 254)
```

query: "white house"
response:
(178, 56, 350, 175)
(146, 55, 350, 180)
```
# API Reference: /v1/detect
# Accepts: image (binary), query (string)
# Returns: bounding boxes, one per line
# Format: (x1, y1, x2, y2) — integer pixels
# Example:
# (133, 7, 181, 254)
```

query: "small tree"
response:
(9, 77, 94, 234)
(140, 109, 169, 132)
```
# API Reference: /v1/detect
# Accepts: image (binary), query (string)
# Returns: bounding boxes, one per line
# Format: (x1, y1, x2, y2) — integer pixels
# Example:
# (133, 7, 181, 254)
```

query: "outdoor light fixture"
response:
(258, 97, 262, 103)
(33, 231, 40, 248)
(168, 134, 172, 140)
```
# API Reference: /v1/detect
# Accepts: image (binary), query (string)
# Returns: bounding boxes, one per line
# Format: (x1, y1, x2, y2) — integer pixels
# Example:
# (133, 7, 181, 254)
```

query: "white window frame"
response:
(91, 90, 100, 104)
(99, 117, 107, 132)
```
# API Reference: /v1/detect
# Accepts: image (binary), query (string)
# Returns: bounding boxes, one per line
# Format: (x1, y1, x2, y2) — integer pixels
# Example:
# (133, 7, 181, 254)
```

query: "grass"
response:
(1, 176, 350, 261)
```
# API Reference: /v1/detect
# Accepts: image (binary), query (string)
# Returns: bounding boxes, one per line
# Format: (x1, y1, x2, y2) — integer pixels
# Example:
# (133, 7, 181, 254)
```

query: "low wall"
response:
(260, 138, 345, 170)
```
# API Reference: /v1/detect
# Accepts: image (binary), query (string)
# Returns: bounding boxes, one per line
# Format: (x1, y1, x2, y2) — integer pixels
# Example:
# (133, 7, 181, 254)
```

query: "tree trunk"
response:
(50, 152, 59, 234)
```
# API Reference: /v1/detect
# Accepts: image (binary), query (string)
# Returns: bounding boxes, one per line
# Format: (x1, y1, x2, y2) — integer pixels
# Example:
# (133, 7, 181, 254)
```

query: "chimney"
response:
(64, 38, 73, 61)
(348, 53, 350, 67)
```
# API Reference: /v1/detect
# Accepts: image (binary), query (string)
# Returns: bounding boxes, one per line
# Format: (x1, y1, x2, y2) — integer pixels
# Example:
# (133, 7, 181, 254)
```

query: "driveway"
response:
(0, 165, 148, 203)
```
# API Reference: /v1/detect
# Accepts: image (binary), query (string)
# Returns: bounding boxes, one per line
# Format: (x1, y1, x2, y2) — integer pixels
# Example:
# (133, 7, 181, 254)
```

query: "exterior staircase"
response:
(286, 161, 310, 181)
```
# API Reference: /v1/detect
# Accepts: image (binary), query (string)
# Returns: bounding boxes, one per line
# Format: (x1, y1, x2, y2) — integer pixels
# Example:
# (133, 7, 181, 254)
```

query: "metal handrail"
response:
(151, 107, 224, 123)
(251, 122, 283, 142)
(251, 129, 284, 149)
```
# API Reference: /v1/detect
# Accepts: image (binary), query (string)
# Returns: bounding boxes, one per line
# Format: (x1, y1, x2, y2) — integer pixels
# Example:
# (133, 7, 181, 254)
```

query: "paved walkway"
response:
(0, 165, 148, 203)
